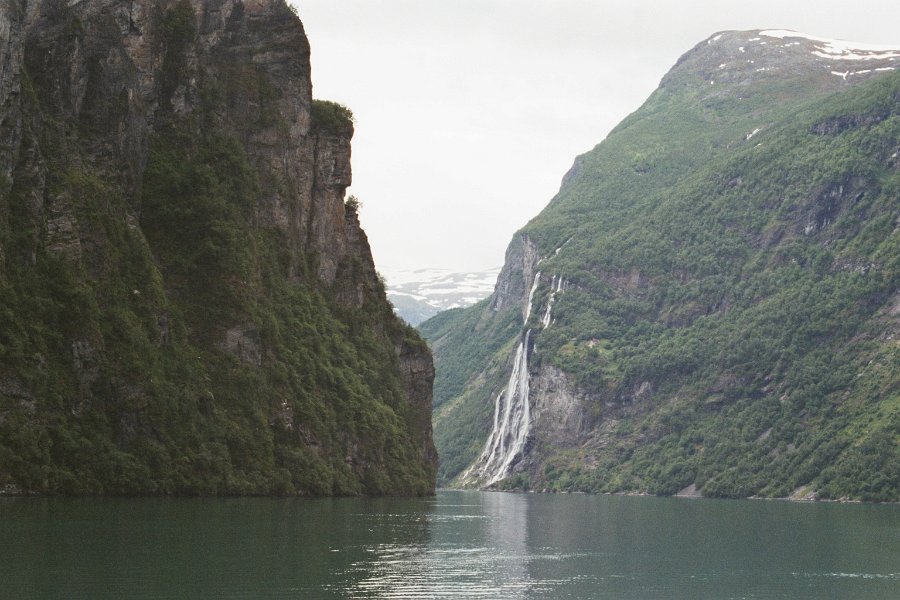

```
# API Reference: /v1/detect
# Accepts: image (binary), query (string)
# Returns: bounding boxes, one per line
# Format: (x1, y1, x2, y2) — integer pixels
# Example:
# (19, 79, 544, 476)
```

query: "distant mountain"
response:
(422, 30, 900, 502)
(386, 268, 501, 325)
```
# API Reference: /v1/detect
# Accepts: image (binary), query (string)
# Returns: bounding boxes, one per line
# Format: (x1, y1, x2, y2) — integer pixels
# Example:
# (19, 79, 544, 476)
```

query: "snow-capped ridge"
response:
(759, 30, 900, 61)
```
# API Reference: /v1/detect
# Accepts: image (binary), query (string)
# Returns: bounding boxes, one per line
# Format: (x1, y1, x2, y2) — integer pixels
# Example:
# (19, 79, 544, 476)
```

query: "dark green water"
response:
(1, 490, 897, 599)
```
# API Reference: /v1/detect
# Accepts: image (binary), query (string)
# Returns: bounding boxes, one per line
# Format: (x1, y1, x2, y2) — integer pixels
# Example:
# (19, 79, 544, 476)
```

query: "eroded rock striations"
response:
(423, 30, 900, 501)
(0, 0, 436, 496)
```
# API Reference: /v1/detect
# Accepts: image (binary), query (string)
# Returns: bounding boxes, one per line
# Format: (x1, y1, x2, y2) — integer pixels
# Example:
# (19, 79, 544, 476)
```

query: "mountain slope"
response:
(0, 0, 435, 496)
(422, 30, 900, 501)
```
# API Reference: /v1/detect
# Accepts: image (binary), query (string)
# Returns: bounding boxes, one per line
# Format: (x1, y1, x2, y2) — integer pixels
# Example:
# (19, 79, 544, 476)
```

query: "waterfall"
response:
(541, 276, 564, 329)
(463, 269, 567, 486)
(524, 272, 541, 323)
(466, 271, 543, 486)
(476, 330, 532, 485)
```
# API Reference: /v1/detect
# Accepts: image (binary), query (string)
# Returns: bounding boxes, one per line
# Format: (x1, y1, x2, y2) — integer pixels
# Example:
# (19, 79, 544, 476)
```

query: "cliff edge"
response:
(0, 0, 436, 496)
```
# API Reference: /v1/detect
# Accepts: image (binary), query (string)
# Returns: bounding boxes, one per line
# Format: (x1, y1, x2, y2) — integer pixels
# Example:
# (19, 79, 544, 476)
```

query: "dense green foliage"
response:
(425, 69, 900, 501)
(0, 4, 433, 496)
(311, 100, 355, 134)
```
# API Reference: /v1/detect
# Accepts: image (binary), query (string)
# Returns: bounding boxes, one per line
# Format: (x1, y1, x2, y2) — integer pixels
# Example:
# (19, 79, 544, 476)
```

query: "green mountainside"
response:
(0, 0, 435, 496)
(423, 31, 900, 502)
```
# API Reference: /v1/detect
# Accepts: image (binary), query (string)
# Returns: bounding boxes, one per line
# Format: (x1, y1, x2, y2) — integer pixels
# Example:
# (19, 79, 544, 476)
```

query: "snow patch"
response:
(830, 67, 895, 79)
(760, 29, 900, 61)
(813, 48, 900, 60)
(389, 291, 429, 301)
(385, 266, 501, 314)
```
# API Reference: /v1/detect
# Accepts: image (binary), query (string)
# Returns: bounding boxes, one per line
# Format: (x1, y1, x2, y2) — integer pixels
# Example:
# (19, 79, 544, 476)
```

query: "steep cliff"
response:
(424, 30, 899, 501)
(0, 0, 436, 496)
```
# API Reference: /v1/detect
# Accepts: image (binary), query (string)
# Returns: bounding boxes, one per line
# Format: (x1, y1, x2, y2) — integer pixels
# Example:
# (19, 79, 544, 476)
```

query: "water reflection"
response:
(340, 491, 536, 599)
(2, 491, 898, 599)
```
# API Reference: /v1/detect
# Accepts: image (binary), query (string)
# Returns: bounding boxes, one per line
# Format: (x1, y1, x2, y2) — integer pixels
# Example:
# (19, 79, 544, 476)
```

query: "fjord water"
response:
(1, 491, 897, 599)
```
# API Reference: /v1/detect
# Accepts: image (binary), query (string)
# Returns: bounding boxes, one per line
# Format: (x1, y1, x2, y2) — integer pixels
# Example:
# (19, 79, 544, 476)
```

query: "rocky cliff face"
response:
(489, 233, 540, 315)
(5, 0, 357, 282)
(424, 30, 900, 501)
(0, 0, 436, 496)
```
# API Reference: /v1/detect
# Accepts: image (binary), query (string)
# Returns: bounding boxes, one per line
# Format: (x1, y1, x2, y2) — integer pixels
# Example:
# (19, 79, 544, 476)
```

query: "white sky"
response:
(289, 0, 900, 280)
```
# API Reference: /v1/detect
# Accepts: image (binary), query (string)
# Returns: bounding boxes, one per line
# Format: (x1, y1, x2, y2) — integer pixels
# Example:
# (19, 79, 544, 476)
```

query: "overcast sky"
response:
(289, 0, 900, 280)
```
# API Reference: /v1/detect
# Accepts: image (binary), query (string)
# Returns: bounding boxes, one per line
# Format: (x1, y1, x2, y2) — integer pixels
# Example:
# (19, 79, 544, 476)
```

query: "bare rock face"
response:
(0, 1, 26, 181)
(222, 324, 262, 366)
(4, 0, 362, 284)
(489, 233, 540, 314)
(396, 338, 439, 470)
(528, 365, 591, 452)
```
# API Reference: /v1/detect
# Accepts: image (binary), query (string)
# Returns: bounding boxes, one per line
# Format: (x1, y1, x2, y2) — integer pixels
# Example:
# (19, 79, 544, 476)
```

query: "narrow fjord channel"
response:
(2, 490, 897, 599)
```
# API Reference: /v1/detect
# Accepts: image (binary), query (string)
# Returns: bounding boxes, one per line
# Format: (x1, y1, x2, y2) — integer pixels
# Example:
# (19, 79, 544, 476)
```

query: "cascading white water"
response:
(475, 330, 532, 485)
(541, 276, 564, 329)
(463, 270, 568, 486)
(523, 272, 541, 323)
(466, 272, 544, 485)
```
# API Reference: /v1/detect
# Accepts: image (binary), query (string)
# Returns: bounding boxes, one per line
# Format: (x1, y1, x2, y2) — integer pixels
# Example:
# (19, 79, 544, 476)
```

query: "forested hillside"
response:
(0, 0, 436, 496)
(423, 30, 899, 502)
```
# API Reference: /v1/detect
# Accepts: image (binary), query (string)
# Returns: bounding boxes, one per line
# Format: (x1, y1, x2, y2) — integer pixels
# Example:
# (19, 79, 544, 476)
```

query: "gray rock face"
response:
(528, 365, 591, 453)
(396, 338, 439, 469)
(0, 0, 26, 181)
(489, 233, 540, 315)
(1, 0, 395, 336)
(3, 0, 362, 287)
(222, 324, 262, 366)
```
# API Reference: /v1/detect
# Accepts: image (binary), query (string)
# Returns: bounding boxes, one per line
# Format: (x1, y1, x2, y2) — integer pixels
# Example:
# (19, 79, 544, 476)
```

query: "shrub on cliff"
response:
(311, 100, 354, 134)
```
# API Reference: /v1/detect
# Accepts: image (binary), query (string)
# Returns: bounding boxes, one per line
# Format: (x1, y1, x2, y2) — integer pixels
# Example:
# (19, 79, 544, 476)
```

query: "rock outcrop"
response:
(489, 233, 540, 315)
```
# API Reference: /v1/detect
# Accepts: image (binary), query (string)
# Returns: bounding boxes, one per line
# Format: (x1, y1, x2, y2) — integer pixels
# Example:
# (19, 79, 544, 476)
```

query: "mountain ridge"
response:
(423, 29, 899, 501)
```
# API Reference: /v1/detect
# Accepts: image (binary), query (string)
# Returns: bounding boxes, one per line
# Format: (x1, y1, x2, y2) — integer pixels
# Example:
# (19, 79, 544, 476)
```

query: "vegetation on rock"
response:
(311, 100, 355, 134)
(0, 0, 435, 497)
(423, 37, 899, 502)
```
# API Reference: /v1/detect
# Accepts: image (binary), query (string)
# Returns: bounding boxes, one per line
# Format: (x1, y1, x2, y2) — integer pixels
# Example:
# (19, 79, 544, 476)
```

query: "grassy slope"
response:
(425, 68, 900, 501)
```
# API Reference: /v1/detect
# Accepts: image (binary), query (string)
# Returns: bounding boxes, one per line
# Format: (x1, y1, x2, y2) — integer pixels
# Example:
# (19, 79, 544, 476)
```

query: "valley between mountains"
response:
(0, 2, 896, 503)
